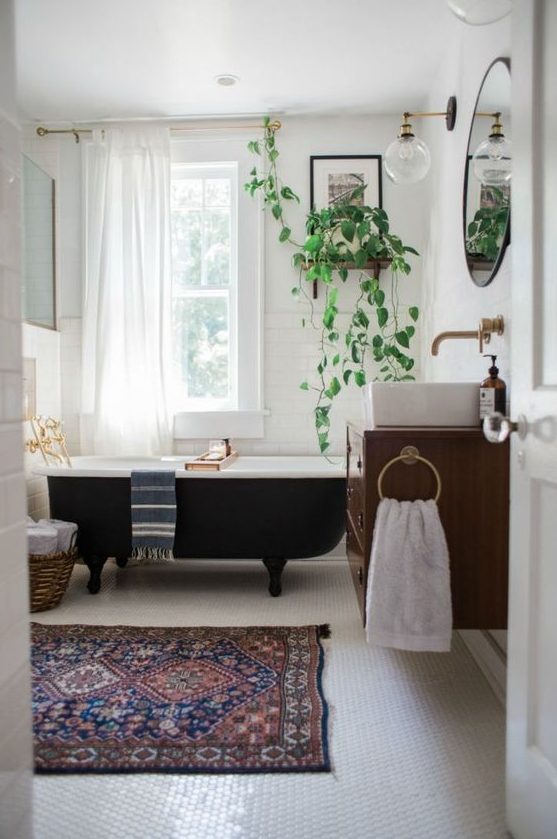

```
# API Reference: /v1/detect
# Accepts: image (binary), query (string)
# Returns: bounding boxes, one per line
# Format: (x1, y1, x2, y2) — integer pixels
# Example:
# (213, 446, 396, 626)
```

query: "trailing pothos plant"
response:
(245, 117, 420, 454)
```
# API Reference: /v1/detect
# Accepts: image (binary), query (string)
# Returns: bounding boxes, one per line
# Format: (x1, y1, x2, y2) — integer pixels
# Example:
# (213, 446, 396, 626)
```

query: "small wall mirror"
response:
(22, 155, 56, 328)
(463, 58, 511, 287)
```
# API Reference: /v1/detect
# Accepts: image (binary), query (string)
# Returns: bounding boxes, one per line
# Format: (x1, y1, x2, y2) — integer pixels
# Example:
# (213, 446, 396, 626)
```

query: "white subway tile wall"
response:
(59, 317, 81, 454)
(0, 99, 33, 839)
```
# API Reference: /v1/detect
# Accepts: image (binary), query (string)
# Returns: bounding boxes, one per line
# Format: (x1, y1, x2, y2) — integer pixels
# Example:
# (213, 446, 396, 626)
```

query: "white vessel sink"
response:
(362, 382, 479, 428)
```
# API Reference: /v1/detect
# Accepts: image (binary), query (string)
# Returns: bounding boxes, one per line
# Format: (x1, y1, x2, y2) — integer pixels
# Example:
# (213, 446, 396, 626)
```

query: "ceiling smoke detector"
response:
(215, 74, 240, 87)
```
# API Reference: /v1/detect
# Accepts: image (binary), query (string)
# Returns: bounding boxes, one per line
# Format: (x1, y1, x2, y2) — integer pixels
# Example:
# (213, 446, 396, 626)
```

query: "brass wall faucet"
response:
(431, 315, 504, 356)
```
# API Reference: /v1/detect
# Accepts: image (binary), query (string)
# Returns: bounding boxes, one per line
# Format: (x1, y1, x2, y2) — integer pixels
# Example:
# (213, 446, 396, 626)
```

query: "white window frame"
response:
(171, 161, 238, 412)
(171, 134, 265, 439)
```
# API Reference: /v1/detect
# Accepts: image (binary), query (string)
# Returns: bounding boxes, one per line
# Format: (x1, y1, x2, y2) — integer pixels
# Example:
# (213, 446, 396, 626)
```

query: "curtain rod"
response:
(36, 120, 281, 144)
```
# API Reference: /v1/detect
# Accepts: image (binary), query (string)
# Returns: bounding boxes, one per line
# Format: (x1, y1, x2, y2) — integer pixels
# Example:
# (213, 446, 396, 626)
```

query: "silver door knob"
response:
(483, 412, 527, 443)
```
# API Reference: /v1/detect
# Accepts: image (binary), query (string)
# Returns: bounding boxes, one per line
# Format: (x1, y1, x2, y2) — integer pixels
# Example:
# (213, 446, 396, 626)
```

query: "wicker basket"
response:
(29, 548, 78, 613)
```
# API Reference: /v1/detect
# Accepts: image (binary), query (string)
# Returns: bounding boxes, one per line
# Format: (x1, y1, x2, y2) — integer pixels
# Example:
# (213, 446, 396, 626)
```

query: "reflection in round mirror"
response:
(463, 58, 511, 287)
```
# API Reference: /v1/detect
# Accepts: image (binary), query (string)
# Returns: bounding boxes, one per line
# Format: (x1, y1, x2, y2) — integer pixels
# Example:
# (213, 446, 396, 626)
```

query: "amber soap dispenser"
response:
(479, 355, 506, 421)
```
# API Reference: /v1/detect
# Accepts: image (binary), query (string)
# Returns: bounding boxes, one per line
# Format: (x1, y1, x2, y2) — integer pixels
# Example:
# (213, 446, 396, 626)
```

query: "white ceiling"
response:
(16, 0, 460, 123)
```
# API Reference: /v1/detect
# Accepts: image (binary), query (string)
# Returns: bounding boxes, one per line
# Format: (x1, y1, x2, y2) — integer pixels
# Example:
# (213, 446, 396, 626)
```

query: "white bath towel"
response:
(27, 521, 58, 556)
(365, 498, 452, 652)
(39, 519, 78, 552)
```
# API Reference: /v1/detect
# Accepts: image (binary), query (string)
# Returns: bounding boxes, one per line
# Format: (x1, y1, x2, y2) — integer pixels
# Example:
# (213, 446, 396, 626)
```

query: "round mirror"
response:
(463, 58, 511, 287)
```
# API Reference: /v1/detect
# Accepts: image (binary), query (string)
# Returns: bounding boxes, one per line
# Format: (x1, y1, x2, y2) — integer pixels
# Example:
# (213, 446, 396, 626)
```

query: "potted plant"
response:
(245, 118, 420, 454)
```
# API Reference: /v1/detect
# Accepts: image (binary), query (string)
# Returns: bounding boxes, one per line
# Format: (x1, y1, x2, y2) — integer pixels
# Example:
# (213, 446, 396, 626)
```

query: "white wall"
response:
(0, 0, 33, 835)
(421, 18, 511, 388)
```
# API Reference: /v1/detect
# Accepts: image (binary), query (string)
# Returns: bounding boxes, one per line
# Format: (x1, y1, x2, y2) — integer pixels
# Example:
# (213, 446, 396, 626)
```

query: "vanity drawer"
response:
(347, 481, 365, 534)
(346, 426, 365, 504)
(347, 501, 365, 545)
(346, 521, 366, 617)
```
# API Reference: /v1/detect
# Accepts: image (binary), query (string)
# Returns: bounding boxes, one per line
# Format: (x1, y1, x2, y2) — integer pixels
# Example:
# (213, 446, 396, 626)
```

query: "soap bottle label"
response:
(479, 388, 495, 419)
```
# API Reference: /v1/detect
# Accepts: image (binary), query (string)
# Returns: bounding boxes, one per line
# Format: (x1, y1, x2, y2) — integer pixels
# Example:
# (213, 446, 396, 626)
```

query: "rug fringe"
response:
(317, 624, 331, 639)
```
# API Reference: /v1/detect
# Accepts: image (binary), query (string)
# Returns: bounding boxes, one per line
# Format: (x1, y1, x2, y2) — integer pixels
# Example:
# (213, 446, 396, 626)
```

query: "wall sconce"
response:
(384, 96, 457, 185)
(447, 0, 511, 26)
(471, 112, 512, 186)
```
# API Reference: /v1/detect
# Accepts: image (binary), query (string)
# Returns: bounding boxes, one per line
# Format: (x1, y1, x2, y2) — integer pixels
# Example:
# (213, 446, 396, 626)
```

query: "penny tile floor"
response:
(33, 558, 506, 839)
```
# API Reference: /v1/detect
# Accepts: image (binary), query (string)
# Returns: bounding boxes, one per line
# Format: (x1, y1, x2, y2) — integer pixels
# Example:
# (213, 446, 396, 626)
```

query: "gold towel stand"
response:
(377, 445, 442, 502)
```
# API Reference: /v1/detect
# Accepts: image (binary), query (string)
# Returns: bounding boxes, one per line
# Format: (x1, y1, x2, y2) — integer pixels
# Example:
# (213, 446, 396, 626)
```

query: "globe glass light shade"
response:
(447, 0, 511, 25)
(384, 135, 431, 184)
(472, 135, 512, 185)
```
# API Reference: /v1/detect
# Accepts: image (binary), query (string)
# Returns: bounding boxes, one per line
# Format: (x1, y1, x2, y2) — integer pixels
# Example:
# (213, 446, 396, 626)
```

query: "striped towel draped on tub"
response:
(131, 470, 177, 562)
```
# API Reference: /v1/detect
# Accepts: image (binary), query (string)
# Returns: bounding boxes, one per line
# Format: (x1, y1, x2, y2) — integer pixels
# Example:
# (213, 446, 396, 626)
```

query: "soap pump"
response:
(479, 355, 506, 421)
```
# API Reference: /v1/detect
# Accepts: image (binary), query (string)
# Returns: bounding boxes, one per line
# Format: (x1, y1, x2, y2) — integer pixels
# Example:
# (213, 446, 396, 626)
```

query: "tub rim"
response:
(32, 454, 346, 479)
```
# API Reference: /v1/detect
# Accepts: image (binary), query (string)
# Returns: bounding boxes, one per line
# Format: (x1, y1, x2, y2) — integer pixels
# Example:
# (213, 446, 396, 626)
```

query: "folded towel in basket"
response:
(131, 470, 176, 562)
(27, 521, 58, 556)
(38, 519, 78, 553)
(365, 498, 452, 652)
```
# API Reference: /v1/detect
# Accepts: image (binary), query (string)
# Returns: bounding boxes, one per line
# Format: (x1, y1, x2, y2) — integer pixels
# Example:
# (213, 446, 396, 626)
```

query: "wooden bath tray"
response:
(185, 451, 238, 471)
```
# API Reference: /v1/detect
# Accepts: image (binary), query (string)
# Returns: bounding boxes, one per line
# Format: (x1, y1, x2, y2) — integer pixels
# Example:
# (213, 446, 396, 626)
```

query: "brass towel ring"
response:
(377, 449, 442, 502)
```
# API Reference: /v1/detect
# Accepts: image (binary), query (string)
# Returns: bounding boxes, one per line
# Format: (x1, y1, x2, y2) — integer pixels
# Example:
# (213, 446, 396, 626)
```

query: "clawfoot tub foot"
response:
(263, 558, 287, 597)
(84, 555, 108, 594)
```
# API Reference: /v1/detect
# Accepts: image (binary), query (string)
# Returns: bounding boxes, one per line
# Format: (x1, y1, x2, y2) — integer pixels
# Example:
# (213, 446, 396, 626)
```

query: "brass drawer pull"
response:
(357, 512, 364, 530)
(347, 486, 353, 498)
(357, 567, 363, 585)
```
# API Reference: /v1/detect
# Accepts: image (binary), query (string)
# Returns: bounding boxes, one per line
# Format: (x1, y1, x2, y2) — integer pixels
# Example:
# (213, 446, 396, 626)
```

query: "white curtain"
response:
(81, 127, 173, 455)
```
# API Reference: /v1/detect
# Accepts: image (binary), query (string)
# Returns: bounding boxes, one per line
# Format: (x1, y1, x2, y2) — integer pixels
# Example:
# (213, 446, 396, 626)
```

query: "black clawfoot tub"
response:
(36, 456, 346, 596)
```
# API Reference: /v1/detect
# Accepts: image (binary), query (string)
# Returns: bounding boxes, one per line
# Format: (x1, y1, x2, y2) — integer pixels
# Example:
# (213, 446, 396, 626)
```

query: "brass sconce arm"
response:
(431, 315, 504, 356)
(400, 96, 458, 133)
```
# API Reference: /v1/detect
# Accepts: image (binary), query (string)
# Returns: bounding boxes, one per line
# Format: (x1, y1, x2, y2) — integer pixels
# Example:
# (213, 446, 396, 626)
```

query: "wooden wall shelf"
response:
(306, 258, 393, 299)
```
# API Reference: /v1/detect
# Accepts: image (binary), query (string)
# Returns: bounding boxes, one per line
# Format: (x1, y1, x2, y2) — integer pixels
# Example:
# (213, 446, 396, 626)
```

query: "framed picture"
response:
(309, 155, 382, 212)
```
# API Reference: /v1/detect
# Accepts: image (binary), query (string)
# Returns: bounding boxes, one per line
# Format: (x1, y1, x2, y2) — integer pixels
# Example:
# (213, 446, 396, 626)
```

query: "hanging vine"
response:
(245, 117, 420, 453)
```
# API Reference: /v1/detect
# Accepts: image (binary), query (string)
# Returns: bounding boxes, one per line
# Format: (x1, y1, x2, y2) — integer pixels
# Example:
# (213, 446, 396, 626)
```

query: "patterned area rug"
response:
(31, 623, 331, 774)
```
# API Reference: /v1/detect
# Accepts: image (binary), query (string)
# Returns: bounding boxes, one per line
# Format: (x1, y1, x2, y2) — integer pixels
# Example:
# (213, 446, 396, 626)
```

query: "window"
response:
(171, 163, 238, 409)
(170, 137, 264, 438)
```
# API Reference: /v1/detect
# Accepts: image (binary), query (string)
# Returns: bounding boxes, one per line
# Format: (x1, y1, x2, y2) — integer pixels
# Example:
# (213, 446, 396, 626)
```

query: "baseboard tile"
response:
(458, 629, 507, 706)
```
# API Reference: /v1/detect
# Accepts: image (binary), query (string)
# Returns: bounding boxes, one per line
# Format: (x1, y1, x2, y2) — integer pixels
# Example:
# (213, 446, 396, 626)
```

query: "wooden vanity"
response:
(346, 424, 509, 629)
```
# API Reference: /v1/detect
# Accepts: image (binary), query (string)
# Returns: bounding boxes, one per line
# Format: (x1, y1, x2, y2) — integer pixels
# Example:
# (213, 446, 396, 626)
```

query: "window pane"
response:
(172, 210, 202, 287)
(172, 178, 202, 208)
(173, 295, 229, 399)
(205, 178, 231, 207)
(205, 209, 231, 286)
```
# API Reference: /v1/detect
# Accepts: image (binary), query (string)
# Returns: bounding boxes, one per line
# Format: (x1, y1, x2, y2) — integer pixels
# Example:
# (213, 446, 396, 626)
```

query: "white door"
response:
(504, 1, 557, 836)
